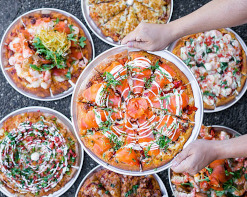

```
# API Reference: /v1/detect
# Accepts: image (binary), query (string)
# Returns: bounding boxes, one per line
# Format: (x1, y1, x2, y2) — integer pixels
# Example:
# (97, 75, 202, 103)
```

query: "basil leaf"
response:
(213, 44, 219, 52)
(65, 71, 71, 79)
(30, 64, 55, 71)
(79, 36, 86, 48)
(220, 62, 228, 73)
(206, 48, 212, 53)
(203, 91, 216, 97)
(183, 58, 191, 65)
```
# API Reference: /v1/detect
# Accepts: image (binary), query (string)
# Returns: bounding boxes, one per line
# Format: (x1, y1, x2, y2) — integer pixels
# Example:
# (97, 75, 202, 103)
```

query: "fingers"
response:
(121, 30, 138, 45)
(172, 156, 192, 174)
(126, 41, 148, 50)
(171, 146, 190, 168)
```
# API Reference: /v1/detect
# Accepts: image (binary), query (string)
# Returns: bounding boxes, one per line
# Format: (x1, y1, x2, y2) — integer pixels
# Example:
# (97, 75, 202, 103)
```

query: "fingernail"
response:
(127, 42, 133, 47)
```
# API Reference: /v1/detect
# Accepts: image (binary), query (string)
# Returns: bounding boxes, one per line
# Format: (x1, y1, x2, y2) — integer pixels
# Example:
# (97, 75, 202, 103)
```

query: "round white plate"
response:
(0, 106, 84, 197)
(71, 46, 203, 176)
(0, 8, 95, 101)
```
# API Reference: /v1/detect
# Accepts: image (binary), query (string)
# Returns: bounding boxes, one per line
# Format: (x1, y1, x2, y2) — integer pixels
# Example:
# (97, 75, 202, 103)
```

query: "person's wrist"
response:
(211, 140, 226, 161)
(167, 21, 181, 41)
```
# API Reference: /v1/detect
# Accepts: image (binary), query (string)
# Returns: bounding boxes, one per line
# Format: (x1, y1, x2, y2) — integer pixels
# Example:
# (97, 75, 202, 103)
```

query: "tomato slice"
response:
(54, 21, 70, 34)
(52, 68, 68, 76)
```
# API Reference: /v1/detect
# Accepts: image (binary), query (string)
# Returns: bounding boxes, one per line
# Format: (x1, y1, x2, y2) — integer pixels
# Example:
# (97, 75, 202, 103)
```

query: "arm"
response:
(171, 134, 247, 175)
(121, 0, 247, 51)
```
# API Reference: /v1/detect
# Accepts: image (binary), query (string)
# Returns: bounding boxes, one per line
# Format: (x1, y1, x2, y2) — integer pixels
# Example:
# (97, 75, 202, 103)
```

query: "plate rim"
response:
(0, 7, 95, 101)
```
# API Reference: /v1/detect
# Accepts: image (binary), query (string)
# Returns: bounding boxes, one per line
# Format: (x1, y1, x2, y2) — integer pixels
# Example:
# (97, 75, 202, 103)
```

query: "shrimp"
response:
(78, 57, 89, 68)
(43, 70, 51, 82)
(232, 188, 245, 196)
(234, 175, 245, 185)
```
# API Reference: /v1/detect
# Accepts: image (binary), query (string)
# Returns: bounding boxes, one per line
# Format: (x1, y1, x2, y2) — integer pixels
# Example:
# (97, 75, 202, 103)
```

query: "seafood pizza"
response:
(0, 111, 79, 196)
(171, 125, 247, 197)
(2, 10, 93, 98)
(76, 50, 198, 171)
(77, 167, 162, 197)
(172, 29, 247, 109)
(88, 0, 171, 42)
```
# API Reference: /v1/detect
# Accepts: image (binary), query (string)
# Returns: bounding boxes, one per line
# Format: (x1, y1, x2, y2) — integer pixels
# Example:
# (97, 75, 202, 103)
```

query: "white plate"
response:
(0, 8, 95, 101)
(168, 125, 241, 196)
(75, 165, 169, 197)
(81, 0, 174, 46)
(167, 28, 247, 113)
(71, 46, 203, 176)
(0, 106, 84, 197)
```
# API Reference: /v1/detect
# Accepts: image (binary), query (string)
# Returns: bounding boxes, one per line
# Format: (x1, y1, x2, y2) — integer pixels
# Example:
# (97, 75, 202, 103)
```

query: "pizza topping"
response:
(5, 12, 90, 97)
(78, 169, 162, 197)
(179, 30, 243, 106)
(172, 126, 247, 197)
(0, 119, 76, 195)
(78, 51, 196, 170)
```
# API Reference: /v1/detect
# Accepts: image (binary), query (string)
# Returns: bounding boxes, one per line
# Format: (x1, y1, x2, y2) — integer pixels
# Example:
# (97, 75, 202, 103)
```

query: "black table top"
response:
(0, 0, 246, 196)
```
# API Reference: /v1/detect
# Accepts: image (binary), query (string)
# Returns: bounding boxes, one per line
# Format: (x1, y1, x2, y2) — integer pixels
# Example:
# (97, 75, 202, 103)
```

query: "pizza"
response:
(88, 0, 171, 42)
(0, 111, 79, 196)
(171, 125, 247, 197)
(77, 168, 162, 197)
(172, 29, 247, 109)
(3, 10, 93, 98)
(76, 50, 198, 171)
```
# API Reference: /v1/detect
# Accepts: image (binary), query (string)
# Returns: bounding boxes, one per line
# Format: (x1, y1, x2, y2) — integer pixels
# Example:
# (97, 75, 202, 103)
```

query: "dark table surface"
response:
(0, 0, 246, 196)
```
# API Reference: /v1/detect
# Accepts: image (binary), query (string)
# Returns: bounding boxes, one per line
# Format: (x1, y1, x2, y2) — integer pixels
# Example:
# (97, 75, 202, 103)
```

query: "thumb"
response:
(171, 147, 190, 169)
(126, 41, 148, 50)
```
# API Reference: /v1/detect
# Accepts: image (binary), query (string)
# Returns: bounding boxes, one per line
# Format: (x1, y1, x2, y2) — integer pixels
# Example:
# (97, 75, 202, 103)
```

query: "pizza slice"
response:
(140, 114, 194, 170)
(121, 7, 139, 38)
(94, 51, 130, 100)
(137, 0, 169, 17)
(95, 169, 121, 197)
(89, 1, 127, 26)
(101, 10, 128, 41)
(77, 102, 124, 135)
(121, 175, 141, 197)
(136, 175, 162, 197)
(132, 1, 163, 24)
(127, 51, 159, 95)
(80, 174, 111, 197)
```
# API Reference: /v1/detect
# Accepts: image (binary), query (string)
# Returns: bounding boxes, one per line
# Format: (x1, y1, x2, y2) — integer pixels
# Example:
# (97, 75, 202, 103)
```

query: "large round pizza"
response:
(77, 167, 163, 197)
(88, 0, 171, 42)
(172, 29, 247, 109)
(171, 125, 247, 197)
(0, 111, 79, 196)
(76, 50, 198, 171)
(2, 10, 93, 98)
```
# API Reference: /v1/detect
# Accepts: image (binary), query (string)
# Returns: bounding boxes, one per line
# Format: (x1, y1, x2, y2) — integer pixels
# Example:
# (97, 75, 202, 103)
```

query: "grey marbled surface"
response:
(0, 0, 246, 196)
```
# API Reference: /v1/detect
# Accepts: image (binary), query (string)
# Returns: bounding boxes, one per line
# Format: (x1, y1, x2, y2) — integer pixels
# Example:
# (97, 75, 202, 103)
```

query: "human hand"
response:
(121, 22, 177, 51)
(171, 139, 220, 175)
